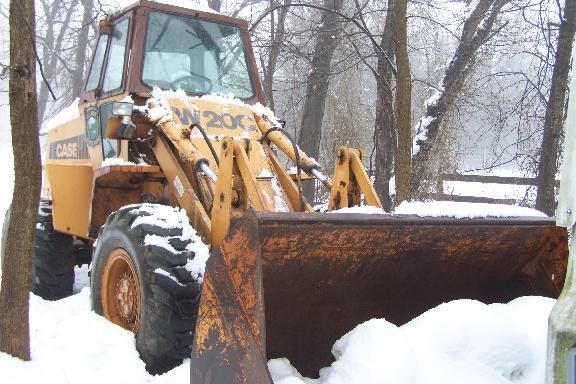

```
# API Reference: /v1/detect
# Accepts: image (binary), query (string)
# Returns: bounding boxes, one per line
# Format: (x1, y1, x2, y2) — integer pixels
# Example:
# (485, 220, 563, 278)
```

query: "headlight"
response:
(112, 102, 133, 117)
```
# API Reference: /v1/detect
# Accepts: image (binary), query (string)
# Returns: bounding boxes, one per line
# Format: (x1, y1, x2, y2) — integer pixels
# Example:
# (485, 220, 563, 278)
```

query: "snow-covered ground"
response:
(269, 297, 554, 384)
(0, 133, 558, 383)
(0, 268, 556, 384)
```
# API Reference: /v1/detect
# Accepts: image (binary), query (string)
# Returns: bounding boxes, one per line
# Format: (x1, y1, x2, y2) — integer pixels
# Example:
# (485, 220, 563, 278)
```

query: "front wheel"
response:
(91, 204, 208, 374)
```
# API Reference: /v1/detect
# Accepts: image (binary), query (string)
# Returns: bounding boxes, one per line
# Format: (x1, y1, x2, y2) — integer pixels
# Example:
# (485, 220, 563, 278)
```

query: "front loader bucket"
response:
(190, 210, 568, 383)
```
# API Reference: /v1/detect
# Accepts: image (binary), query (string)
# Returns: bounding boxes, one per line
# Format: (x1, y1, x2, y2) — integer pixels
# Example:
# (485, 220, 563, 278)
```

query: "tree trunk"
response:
(392, 0, 411, 205)
(410, 0, 509, 194)
(297, 0, 343, 202)
(71, 0, 95, 97)
(263, 0, 289, 109)
(373, 0, 396, 211)
(207, 0, 222, 12)
(535, 0, 576, 216)
(0, 0, 41, 361)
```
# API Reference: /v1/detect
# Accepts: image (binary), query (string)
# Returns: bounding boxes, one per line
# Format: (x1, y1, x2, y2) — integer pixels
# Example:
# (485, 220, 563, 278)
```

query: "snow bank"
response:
(395, 201, 547, 218)
(101, 157, 140, 167)
(269, 297, 555, 384)
(325, 201, 546, 218)
(331, 205, 385, 214)
(0, 288, 190, 384)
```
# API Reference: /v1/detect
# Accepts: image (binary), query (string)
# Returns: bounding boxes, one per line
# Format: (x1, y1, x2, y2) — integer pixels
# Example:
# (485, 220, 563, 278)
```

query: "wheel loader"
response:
(36, 0, 568, 382)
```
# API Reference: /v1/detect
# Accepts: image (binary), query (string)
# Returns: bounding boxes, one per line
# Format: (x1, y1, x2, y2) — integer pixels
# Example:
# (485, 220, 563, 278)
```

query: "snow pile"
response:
(128, 204, 210, 281)
(0, 286, 555, 384)
(0, 288, 190, 384)
(141, 97, 174, 124)
(268, 297, 555, 384)
(151, 88, 249, 110)
(100, 157, 149, 167)
(251, 102, 283, 127)
(199, 92, 247, 108)
(325, 201, 546, 218)
(151, 87, 190, 103)
(395, 201, 547, 218)
(331, 205, 385, 214)
(44, 98, 80, 132)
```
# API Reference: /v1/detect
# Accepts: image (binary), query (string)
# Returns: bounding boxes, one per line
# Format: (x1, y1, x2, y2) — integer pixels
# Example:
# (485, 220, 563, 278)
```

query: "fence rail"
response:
(432, 173, 559, 205)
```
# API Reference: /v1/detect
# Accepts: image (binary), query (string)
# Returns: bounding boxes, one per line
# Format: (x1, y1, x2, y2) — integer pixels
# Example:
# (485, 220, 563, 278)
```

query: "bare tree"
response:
(392, 0, 411, 204)
(72, 0, 97, 96)
(0, 0, 41, 360)
(207, 0, 223, 12)
(373, 0, 396, 210)
(36, 0, 99, 125)
(36, 0, 79, 124)
(261, 0, 290, 108)
(297, 0, 344, 201)
(410, 0, 511, 195)
(536, 0, 576, 216)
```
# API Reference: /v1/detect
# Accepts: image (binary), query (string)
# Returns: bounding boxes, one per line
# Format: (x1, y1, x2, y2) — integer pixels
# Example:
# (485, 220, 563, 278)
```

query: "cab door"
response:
(49, 13, 133, 238)
(82, 14, 132, 165)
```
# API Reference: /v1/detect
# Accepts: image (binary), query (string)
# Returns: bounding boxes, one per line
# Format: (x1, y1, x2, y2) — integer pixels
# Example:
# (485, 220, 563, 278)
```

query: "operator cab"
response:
(78, 0, 263, 163)
(81, 0, 262, 103)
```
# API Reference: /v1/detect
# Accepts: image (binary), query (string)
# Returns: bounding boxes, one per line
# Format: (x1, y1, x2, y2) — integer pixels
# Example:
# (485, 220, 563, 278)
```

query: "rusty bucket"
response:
(190, 210, 568, 383)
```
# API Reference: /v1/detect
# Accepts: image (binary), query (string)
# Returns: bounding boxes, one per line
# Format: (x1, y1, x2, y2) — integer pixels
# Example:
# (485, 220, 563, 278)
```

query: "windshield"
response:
(142, 11, 254, 99)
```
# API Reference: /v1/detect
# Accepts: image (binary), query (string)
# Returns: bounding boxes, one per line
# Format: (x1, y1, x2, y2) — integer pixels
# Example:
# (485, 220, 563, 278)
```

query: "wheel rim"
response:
(101, 248, 141, 333)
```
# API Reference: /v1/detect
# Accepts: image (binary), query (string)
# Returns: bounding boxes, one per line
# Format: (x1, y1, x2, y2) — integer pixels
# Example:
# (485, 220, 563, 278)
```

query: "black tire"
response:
(90, 204, 202, 375)
(32, 200, 75, 300)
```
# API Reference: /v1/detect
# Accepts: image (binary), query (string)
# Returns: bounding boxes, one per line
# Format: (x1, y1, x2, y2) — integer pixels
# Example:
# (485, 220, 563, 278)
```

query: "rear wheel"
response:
(91, 204, 204, 374)
(32, 200, 75, 300)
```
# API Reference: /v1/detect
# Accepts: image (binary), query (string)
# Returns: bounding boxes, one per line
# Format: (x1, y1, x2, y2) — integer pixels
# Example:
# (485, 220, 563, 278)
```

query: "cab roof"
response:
(108, 0, 249, 29)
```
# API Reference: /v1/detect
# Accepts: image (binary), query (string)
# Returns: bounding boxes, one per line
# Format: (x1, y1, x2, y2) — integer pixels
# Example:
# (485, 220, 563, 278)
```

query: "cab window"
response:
(102, 19, 130, 93)
(85, 35, 109, 91)
(142, 11, 254, 99)
(98, 103, 118, 159)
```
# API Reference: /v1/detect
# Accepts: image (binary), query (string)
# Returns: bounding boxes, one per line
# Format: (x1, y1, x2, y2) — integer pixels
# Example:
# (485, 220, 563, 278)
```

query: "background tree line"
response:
(1, 0, 573, 214)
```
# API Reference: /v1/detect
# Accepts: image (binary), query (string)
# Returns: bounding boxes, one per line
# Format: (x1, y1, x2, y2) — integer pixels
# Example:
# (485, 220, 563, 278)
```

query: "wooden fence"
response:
(428, 173, 558, 205)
